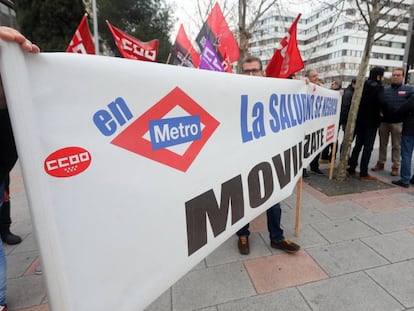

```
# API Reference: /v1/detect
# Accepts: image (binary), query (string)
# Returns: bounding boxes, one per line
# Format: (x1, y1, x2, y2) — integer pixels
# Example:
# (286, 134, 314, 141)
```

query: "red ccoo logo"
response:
(44, 147, 92, 178)
(326, 124, 335, 142)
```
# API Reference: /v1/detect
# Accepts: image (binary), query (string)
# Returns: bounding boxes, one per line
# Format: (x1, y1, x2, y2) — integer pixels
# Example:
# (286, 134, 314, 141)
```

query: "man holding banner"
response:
(236, 55, 300, 255)
(0, 21, 341, 309)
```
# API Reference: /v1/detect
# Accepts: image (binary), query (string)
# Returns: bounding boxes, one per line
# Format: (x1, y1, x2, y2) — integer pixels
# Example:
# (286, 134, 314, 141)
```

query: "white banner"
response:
(0, 40, 340, 311)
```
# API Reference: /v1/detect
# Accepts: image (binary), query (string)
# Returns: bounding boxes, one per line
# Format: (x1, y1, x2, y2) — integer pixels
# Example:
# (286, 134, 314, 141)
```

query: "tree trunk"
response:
(237, 0, 247, 72)
(336, 2, 381, 181)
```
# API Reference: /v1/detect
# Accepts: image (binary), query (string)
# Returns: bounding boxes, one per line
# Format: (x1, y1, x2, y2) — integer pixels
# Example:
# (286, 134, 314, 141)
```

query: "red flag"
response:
(170, 24, 200, 67)
(196, 3, 239, 63)
(265, 14, 304, 78)
(221, 50, 232, 73)
(106, 21, 158, 62)
(66, 14, 95, 54)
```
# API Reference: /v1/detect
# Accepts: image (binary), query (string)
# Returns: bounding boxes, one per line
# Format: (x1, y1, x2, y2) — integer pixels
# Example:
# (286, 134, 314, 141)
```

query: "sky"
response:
(165, 0, 313, 42)
(165, 0, 205, 40)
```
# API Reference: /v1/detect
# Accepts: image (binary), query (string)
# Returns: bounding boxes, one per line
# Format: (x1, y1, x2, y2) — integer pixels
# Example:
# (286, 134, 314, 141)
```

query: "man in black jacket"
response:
(337, 78, 356, 156)
(340, 79, 356, 131)
(392, 94, 414, 187)
(372, 68, 414, 176)
(348, 67, 385, 181)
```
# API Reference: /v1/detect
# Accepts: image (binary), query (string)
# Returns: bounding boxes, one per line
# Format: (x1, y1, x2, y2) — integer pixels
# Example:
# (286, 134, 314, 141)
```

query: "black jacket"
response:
(356, 79, 384, 129)
(340, 84, 354, 127)
(382, 83, 414, 123)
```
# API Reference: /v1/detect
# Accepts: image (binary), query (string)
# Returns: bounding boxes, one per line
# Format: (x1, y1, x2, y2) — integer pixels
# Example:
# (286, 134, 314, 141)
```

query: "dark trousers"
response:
(0, 109, 17, 183)
(236, 203, 284, 242)
(348, 127, 377, 176)
(321, 144, 332, 160)
(310, 153, 320, 171)
(0, 109, 17, 229)
(0, 175, 11, 226)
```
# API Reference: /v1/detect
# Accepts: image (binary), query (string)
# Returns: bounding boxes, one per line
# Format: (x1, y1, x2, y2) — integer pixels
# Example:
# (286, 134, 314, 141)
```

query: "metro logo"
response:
(149, 115, 201, 150)
(44, 146, 92, 178)
(111, 87, 220, 172)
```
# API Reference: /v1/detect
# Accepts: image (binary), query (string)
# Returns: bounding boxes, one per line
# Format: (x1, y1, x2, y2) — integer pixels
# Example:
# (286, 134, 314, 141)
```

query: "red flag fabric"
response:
(265, 14, 304, 78)
(106, 21, 159, 62)
(196, 3, 239, 63)
(221, 50, 232, 73)
(170, 24, 200, 67)
(66, 14, 95, 54)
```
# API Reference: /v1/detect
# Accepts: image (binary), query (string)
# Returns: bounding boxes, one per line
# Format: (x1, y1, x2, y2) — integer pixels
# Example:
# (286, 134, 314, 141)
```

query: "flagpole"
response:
(92, 0, 99, 54)
(166, 53, 171, 64)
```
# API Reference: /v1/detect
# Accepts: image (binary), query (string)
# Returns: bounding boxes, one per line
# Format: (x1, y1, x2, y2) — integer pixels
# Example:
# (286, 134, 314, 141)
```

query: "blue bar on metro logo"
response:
(149, 115, 202, 150)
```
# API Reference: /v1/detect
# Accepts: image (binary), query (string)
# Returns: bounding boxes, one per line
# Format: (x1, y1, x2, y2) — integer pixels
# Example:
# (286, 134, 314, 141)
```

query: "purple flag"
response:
(199, 38, 224, 72)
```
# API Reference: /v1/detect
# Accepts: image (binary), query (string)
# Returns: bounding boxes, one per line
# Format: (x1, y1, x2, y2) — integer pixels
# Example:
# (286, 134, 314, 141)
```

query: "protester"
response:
(0, 25, 40, 311)
(0, 63, 21, 245)
(338, 78, 356, 156)
(347, 67, 385, 181)
(236, 55, 300, 255)
(0, 181, 4, 311)
(320, 80, 342, 163)
(392, 94, 414, 187)
(305, 69, 324, 175)
(340, 79, 356, 132)
(372, 68, 414, 176)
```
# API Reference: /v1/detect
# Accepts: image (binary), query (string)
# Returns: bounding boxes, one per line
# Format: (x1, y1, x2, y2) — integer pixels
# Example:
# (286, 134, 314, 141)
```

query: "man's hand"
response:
(0, 26, 40, 53)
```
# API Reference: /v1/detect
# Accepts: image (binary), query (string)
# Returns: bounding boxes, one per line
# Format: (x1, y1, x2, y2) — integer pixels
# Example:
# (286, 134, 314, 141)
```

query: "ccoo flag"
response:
(265, 13, 304, 78)
(195, 3, 239, 64)
(106, 21, 159, 62)
(66, 14, 96, 54)
(199, 38, 224, 72)
(170, 24, 200, 68)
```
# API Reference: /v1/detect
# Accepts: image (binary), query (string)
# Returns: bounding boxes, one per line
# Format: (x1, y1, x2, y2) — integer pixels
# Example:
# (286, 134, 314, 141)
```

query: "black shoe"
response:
(1, 231, 22, 245)
(302, 169, 309, 178)
(310, 168, 324, 175)
(271, 239, 300, 253)
(410, 177, 414, 185)
(237, 236, 250, 255)
(347, 168, 357, 176)
(392, 180, 409, 188)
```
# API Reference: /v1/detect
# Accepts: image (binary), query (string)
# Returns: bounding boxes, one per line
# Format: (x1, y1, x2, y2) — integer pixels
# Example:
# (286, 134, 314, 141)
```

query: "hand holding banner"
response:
(0, 39, 340, 311)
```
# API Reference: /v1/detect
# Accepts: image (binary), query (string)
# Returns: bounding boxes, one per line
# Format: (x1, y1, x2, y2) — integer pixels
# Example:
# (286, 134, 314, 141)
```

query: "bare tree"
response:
(187, 0, 285, 70)
(237, 0, 280, 70)
(336, 0, 412, 181)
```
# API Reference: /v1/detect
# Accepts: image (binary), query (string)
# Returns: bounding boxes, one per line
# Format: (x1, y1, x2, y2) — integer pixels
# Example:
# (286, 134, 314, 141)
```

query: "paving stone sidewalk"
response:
(5, 147, 414, 311)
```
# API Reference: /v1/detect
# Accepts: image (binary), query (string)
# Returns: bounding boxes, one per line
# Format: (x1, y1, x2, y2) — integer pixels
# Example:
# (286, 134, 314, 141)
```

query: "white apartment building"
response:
(249, 0, 413, 86)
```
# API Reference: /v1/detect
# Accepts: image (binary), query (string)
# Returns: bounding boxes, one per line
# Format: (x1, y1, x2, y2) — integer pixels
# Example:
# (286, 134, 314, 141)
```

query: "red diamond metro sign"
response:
(111, 87, 220, 172)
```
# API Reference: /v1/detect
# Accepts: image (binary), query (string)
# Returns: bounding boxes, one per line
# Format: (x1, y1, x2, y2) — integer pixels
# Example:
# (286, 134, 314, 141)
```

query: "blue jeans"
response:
(0, 181, 6, 306)
(400, 135, 414, 184)
(0, 182, 7, 306)
(236, 203, 284, 242)
(0, 240, 6, 306)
